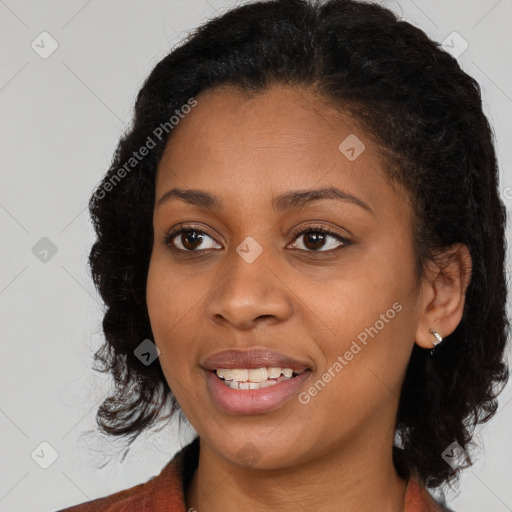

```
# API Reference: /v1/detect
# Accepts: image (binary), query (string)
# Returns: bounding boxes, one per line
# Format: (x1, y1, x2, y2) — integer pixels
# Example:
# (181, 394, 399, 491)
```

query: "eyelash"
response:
(163, 223, 352, 255)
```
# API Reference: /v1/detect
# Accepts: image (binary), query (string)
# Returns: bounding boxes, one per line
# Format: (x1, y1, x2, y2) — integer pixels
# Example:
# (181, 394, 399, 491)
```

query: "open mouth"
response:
(213, 367, 308, 390)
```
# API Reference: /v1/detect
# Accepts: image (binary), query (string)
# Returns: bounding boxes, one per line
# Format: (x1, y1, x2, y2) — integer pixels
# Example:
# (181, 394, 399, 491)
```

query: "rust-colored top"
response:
(57, 437, 453, 511)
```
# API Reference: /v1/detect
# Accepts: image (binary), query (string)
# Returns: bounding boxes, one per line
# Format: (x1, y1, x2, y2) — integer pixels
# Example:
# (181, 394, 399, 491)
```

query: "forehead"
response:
(162, 84, 365, 156)
(155, 84, 408, 221)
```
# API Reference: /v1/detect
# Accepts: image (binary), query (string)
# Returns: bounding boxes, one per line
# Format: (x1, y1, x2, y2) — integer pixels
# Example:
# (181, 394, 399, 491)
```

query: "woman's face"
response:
(147, 84, 427, 469)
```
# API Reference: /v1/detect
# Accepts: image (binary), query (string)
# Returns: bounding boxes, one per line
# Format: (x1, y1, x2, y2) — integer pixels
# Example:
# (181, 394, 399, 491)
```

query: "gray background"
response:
(1, 1, 511, 511)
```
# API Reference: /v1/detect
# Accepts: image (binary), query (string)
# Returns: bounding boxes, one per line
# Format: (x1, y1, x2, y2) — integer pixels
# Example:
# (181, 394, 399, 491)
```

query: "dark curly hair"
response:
(87, 0, 509, 491)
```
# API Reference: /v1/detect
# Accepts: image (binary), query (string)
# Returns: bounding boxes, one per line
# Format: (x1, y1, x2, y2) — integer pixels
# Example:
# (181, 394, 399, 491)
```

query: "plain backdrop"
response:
(1, 1, 511, 511)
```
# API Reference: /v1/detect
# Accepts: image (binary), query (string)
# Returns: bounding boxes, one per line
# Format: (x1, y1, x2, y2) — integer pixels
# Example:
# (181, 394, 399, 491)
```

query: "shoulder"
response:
(404, 475, 458, 512)
(55, 477, 157, 512)
(57, 476, 166, 512)
(55, 438, 199, 512)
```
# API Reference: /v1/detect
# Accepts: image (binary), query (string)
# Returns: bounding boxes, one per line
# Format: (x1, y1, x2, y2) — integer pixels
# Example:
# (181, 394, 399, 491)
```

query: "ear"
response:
(414, 243, 472, 349)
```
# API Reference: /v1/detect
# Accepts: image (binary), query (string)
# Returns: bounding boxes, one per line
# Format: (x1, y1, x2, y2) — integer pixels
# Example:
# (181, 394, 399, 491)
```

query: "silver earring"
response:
(429, 328, 443, 355)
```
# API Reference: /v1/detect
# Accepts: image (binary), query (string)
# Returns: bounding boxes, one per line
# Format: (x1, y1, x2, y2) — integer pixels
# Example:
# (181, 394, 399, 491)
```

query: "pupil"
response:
(183, 231, 203, 250)
(305, 232, 325, 250)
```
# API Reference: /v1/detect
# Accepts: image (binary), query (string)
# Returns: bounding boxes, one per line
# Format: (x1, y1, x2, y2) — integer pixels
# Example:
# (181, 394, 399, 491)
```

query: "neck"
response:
(185, 429, 408, 512)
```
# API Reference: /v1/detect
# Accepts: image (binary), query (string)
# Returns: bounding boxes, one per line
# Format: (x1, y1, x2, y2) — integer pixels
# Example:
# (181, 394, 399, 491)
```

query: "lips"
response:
(204, 366, 313, 414)
(201, 348, 312, 372)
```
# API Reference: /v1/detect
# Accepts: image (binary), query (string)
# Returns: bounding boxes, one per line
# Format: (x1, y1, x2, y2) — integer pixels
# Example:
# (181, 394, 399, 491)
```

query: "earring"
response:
(429, 328, 443, 355)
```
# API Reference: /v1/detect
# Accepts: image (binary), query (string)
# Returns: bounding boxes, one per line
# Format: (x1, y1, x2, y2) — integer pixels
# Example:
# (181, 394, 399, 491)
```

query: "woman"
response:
(58, 0, 509, 510)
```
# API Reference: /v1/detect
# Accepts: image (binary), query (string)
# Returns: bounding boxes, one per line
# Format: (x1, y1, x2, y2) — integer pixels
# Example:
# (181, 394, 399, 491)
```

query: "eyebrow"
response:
(157, 186, 373, 214)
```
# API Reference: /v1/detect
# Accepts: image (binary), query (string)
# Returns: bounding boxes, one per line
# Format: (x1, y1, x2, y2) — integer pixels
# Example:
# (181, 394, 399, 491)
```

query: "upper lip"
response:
(201, 348, 312, 372)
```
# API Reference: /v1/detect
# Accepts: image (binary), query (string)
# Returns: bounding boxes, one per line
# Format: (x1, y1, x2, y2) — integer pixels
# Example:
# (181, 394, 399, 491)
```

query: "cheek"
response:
(146, 257, 210, 427)
(146, 254, 206, 381)
(302, 306, 415, 438)
(146, 257, 170, 331)
(303, 249, 418, 405)
(146, 257, 183, 370)
(146, 253, 196, 329)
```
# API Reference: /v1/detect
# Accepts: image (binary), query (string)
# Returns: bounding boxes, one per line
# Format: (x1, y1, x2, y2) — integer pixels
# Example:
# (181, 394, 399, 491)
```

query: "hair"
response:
(88, 0, 509, 491)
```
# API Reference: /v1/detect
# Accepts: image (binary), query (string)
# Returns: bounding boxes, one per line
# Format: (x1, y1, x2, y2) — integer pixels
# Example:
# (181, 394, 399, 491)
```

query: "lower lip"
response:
(204, 369, 312, 415)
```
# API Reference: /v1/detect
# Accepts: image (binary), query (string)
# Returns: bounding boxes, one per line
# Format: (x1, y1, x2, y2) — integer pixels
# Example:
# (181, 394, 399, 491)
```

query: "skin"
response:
(146, 84, 472, 512)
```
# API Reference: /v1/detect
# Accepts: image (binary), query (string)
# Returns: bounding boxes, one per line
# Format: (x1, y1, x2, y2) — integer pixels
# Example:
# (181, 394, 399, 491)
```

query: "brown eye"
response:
(164, 227, 222, 252)
(290, 227, 350, 253)
(178, 231, 204, 251)
(302, 232, 328, 251)
(163, 224, 351, 255)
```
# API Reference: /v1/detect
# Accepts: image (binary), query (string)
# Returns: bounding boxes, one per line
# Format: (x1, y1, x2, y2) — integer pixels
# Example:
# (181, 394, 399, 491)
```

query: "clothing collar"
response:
(151, 437, 450, 512)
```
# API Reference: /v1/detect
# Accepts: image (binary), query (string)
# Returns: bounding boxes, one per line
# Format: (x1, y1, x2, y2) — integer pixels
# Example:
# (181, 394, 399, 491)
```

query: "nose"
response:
(206, 243, 294, 330)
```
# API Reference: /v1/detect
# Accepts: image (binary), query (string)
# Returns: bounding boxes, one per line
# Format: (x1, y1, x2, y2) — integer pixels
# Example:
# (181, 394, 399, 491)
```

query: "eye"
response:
(163, 224, 221, 252)
(288, 225, 351, 253)
(163, 223, 351, 254)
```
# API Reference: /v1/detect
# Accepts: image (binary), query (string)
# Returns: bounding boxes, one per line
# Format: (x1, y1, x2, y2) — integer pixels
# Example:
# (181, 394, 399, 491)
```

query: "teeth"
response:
(267, 367, 282, 378)
(232, 369, 248, 382)
(248, 368, 267, 382)
(225, 379, 279, 390)
(216, 367, 298, 382)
